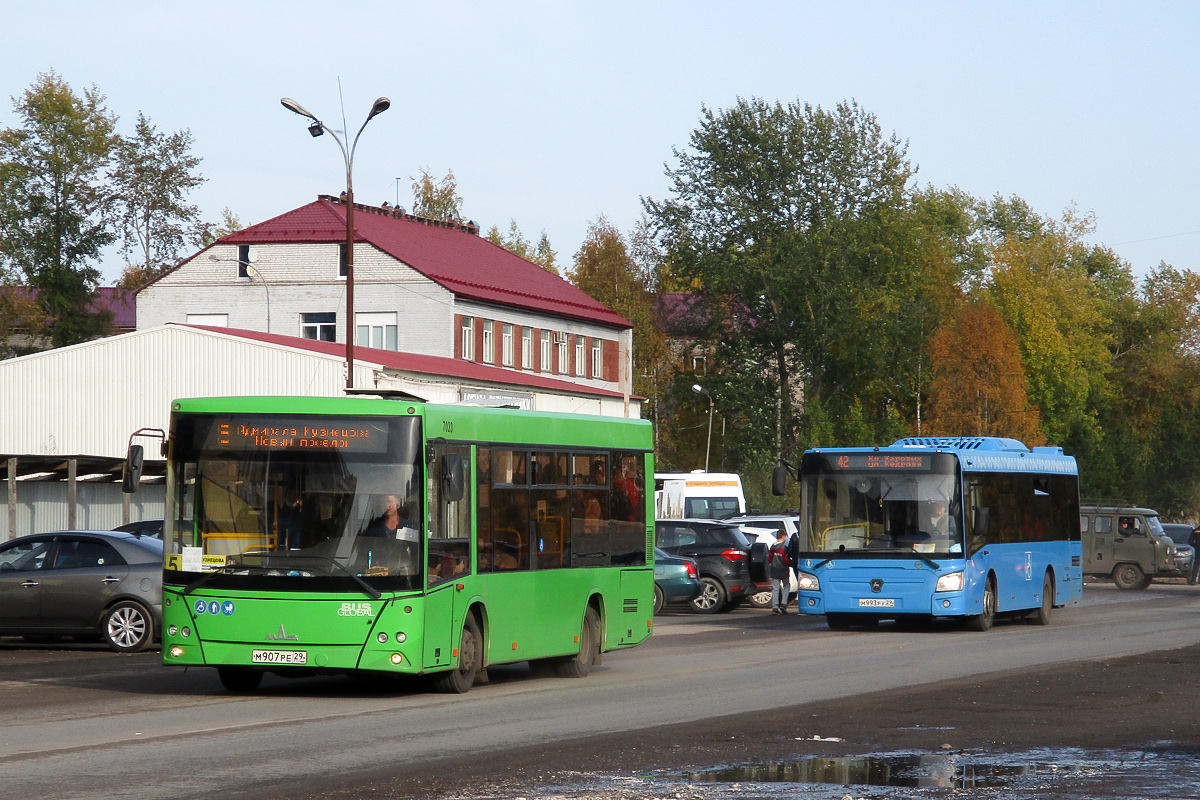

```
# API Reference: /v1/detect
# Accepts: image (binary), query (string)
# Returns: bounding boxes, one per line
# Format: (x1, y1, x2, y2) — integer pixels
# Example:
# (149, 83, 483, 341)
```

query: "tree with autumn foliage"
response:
(925, 301, 1043, 443)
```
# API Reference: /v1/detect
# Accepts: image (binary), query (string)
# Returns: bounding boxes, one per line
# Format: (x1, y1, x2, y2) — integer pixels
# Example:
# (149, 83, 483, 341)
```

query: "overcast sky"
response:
(3, 1, 1198, 285)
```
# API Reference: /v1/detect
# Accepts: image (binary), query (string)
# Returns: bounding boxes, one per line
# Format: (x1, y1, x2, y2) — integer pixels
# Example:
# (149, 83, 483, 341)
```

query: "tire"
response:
(433, 614, 481, 693)
(748, 588, 772, 609)
(1112, 563, 1148, 591)
(653, 585, 665, 615)
(218, 666, 263, 693)
(689, 576, 727, 614)
(967, 576, 996, 632)
(554, 606, 601, 678)
(102, 600, 154, 653)
(1028, 571, 1053, 626)
(826, 613, 852, 630)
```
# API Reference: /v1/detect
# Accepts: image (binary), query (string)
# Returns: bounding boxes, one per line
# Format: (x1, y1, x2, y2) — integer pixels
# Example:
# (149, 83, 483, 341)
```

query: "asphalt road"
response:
(1, 579, 1198, 799)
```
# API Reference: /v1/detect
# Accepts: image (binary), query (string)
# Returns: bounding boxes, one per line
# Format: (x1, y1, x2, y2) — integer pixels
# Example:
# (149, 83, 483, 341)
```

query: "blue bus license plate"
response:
(858, 598, 895, 608)
(252, 649, 307, 665)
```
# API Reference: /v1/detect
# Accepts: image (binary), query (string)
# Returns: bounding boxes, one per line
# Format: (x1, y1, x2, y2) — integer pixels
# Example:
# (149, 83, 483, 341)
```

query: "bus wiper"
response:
(313, 556, 382, 599)
(905, 548, 940, 570)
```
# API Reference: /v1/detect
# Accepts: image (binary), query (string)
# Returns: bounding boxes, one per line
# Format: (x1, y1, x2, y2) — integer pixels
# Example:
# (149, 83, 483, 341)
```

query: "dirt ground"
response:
(293, 641, 1200, 799)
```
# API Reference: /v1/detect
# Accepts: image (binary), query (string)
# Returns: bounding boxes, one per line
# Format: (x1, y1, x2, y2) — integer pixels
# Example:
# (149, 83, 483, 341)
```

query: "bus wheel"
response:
(653, 585, 665, 615)
(826, 613, 852, 630)
(690, 577, 727, 614)
(1028, 572, 1053, 626)
(218, 667, 263, 693)
(434, 615, 481, 694)
(555, 606, 601, 678)
(1112, 563, 1148, 591)
(968, 576, 996, 632)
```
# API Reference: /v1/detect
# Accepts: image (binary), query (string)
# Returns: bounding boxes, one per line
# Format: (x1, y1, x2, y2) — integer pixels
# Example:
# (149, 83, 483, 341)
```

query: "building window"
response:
(302, 312, 337, 342)
(592, 338, 602, 379)
(555, 332, 568, 375)
(502, 323, 514, 367)
(575, 336, 585, 377)
(692, 355, 707, 374)
(522, 328, 532, 369)
(237, 245, 251, 279)
(540, 331, 551, 372)
(482, 320, 495, 364)
(462, 317, 475, 361)
(356, 312, 398, 350)
(338, 243, 348, 278)
(186, 313, 228, 327)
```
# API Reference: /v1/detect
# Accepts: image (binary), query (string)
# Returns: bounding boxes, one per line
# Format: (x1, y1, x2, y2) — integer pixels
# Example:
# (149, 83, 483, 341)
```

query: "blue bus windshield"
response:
(801, 452, 962, 556)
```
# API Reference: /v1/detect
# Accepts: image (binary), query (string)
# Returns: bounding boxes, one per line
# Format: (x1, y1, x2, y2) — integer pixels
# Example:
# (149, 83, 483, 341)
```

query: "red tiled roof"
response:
(220, 197, 632, 329)
(185, 325, 629, 399)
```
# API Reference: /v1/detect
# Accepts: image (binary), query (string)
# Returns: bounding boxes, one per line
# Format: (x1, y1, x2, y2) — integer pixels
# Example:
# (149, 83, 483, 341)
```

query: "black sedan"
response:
(0, 530, 163, 652)
(655, 519, 769, 613)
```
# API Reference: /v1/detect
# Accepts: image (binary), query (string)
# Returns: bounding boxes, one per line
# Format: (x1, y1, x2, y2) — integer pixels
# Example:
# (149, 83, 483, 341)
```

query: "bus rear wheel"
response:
(554, 606, 601, 678)
(1028, 572, 1053, 625)
(434, 614, 481, 694)
(968, 576, 996, 632)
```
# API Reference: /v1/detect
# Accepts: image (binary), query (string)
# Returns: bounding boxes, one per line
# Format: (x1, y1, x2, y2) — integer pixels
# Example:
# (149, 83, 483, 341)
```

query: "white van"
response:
(654, 472, 746, 520)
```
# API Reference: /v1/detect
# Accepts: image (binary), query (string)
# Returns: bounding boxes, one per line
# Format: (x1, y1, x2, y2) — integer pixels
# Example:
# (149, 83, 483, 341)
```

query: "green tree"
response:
(0, 72, 116, 346)
(645, 98, 920, 466)
(111, 112, 205, 287)
(197, 207, 246, 248)
(411, 167, 463, 222)
(486, 219, 558, 274)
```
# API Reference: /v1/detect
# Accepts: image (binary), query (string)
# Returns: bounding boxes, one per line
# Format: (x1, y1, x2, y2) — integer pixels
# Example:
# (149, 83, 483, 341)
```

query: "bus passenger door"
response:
(424, 441, 472, 670)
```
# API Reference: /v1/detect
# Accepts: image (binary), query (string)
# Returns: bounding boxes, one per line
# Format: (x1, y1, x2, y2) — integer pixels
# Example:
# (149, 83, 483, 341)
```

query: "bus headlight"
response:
(796, 571, 820, 592)
(936, 571, 964, 592)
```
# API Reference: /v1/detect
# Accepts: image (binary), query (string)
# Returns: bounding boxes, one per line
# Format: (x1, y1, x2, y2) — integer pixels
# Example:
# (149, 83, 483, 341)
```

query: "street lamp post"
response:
(281, 95, 390, 390)
(692, 383, 714, 473)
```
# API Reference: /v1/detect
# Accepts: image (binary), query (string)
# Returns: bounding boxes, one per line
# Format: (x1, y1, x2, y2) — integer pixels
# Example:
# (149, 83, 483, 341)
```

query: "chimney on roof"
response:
(465, 220, 479, 235)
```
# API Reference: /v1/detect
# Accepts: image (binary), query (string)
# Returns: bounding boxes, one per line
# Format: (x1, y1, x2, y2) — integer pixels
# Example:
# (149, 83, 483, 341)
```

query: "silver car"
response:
(0, 530, 162, 652)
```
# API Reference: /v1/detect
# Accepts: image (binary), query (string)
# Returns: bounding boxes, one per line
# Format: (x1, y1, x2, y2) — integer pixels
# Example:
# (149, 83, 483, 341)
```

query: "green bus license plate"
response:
(252, 649, 307, 665)
(858, 598, 895, 608)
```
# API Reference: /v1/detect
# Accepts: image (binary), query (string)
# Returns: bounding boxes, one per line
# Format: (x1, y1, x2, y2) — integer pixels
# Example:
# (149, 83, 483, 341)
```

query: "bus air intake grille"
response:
(1072, 555, 1081, 566)
(623, 598, 640, 613)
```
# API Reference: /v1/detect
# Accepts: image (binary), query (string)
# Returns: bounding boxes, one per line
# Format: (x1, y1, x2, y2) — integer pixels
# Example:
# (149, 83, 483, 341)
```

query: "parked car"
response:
(653, 547, 701, 614)
(1080, 504, 1176, 590)
(112, 519, 164, 538)
(0, 531, 163, 652)
(655, 519, 768, 613)
(728, 515, 801, 608)
(1160, 523, 1197, 579)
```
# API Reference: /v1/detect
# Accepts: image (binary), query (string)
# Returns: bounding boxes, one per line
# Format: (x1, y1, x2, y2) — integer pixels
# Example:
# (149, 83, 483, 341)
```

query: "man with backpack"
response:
(769, 530, 793, 614)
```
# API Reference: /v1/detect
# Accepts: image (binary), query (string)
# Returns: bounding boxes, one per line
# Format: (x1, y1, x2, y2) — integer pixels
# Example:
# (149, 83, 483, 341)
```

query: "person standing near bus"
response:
(1189, 526, 1200, 585)
(769, 530, 792, 614)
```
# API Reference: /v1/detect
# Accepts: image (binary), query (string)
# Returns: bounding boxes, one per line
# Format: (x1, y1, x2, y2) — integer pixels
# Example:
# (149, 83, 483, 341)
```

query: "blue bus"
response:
(777, 437, 1082, 630)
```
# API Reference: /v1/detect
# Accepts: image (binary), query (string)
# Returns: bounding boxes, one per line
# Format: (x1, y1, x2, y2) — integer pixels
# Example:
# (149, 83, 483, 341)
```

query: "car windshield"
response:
(801, 451, 962, 557)
(165, 413, 424, 590)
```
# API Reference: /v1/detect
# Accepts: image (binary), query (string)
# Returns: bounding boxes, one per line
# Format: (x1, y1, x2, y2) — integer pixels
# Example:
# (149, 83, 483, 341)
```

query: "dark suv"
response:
(655, 519, 768, 613)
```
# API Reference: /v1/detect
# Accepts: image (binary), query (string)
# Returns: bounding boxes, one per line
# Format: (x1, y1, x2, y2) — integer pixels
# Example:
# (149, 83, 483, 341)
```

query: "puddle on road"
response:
(686, 751, 1092, 789)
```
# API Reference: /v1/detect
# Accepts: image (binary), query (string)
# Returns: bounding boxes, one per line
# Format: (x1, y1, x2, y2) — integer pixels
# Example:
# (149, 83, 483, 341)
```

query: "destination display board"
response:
(203, 416, 391, 454)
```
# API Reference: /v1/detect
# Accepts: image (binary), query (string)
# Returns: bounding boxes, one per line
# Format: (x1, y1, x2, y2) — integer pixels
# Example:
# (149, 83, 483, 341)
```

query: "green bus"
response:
(142, 395, 654, 693)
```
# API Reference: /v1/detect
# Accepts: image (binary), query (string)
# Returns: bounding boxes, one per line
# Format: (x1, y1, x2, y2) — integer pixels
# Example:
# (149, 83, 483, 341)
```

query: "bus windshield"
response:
(801, 452, 962, 556)
(165, 413, 424, 589)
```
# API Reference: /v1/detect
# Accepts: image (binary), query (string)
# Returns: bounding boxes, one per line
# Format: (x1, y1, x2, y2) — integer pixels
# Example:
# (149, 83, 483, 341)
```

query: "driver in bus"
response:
(920, 500, 955, 552)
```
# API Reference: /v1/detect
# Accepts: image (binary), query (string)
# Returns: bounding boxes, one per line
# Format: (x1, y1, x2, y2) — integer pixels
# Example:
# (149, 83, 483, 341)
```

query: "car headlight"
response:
(936, 571, 964, 592)
(796, 571, 820, 591)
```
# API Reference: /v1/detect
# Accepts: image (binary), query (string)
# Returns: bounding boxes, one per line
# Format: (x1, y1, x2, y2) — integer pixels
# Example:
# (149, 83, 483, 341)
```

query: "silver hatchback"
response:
(0, 530, 162, 652)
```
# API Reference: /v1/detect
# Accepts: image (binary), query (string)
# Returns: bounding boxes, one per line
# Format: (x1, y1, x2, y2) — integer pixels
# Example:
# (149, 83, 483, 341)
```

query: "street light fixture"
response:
(281, 94, 391, 389)
(692, 383, 714, 473)
(209, 253, 270, 333)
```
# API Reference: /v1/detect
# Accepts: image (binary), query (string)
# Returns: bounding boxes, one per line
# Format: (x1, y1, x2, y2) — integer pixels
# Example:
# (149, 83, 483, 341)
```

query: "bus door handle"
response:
(100, 577, 122, 584)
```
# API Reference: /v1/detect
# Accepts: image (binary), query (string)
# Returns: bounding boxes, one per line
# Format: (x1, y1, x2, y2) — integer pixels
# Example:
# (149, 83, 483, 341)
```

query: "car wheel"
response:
(748, 588, 772, 609)
(102, 600, 154, 653)
(967, 576, 996, 632)
(653, 585, 665, 615)
(434, 614, 482, 693)
(1112, 563, 1147, 591)
(690, 576, 727, 614)
(1027, 572, 1053, 626)
(554, 606, 601, 678)
(218, 666, 263, 693)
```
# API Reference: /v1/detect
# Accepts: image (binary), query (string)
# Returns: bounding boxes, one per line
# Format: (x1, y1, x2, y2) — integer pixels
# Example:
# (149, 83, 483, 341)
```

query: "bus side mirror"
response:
(973, 507, 990, 538)
(772, 464, 788, 496)
(122, 445, 144, 494)
(442, 454, 466, 502)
